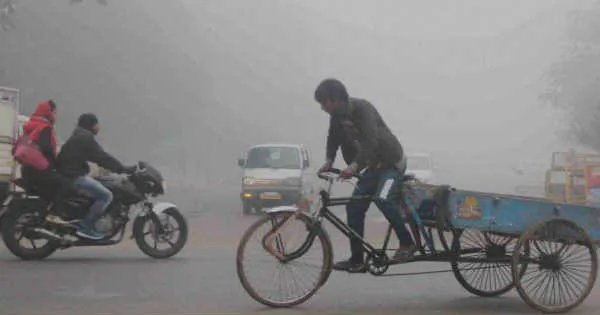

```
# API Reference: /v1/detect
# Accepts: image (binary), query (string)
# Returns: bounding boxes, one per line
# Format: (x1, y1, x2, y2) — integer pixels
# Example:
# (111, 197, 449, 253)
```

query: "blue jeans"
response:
(72, 176, 113, 228)
(346, 165, 414, 263)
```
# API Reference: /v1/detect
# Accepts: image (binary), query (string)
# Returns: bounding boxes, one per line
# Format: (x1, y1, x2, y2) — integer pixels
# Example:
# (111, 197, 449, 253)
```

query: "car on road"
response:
(406, 152, 435, 183)
(237, 143, 313, 215)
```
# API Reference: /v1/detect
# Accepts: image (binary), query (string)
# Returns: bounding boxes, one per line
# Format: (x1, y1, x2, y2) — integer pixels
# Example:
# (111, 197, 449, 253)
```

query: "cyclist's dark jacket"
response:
(325, 97, 404, 171)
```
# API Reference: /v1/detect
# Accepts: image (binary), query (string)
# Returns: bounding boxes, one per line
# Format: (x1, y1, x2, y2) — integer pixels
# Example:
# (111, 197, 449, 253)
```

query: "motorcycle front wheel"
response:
(1, 202, 58, 260)
(133, 207, 188, 259)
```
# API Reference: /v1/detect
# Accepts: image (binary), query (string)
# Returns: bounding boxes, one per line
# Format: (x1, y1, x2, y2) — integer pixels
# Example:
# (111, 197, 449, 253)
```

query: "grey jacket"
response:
(326, 97, 404, 172)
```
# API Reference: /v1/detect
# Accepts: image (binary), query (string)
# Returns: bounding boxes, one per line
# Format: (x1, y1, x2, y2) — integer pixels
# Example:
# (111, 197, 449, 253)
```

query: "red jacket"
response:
(21, 100, 57, 155)
(20, 101, 58, 169)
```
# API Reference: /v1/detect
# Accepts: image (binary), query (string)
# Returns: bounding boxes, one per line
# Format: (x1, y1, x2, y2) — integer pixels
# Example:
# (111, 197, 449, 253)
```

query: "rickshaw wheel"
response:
(512, 218, 598, 314)
(451, 229, 526, 297)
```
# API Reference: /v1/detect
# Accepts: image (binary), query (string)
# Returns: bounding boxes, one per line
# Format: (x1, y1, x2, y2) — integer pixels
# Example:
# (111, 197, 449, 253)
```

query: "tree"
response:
(0, 0, 16, 31)
(542, 1, 600, 151)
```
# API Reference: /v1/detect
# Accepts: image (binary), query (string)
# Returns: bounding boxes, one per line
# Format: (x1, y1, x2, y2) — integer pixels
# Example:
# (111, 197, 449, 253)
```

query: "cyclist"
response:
(315, 78, 416, 273)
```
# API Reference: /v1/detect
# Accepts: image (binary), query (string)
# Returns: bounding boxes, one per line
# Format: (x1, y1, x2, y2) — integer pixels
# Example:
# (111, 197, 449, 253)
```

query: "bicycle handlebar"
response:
(317, 167, 361, 181)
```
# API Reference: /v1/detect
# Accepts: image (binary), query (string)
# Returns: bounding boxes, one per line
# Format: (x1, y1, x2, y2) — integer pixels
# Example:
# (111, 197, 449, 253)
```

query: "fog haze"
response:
(1, 0, 592, 206)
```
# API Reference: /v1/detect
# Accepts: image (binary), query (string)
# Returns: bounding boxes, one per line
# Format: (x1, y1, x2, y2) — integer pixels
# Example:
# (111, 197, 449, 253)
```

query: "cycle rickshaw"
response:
(236, 168, 599, 314)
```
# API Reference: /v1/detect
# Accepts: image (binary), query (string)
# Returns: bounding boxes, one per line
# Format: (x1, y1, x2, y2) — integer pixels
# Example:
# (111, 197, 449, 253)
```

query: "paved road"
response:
(0, 197, 598, 315)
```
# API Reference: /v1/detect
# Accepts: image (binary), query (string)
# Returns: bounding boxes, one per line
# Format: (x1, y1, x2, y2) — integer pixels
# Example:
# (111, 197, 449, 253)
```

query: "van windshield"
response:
(245, 147, 301, 169)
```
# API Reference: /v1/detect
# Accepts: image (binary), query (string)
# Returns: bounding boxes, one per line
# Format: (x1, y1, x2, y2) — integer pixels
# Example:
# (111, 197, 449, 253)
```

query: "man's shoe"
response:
(332, 259, 367, 273)
(75, 224, 103, 240)
(393, 244, 418, 262)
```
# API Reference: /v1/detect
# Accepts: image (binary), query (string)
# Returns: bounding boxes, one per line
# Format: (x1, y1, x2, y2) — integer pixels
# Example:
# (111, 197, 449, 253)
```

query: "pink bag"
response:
(12, 129, 50, 171)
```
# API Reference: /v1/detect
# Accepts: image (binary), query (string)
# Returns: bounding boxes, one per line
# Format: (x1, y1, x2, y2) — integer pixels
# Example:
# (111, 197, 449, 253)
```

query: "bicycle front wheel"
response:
(236, 211, 333, 308)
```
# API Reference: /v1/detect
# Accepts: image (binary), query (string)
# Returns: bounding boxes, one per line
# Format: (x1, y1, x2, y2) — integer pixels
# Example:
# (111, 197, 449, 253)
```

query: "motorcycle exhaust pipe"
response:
(32, 228, 73, 243)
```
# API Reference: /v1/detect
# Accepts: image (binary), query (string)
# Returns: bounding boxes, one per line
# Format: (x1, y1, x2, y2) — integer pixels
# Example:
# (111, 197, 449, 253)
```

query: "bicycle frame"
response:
(317, 173, 439, 257)
(263, 170, 439, 261)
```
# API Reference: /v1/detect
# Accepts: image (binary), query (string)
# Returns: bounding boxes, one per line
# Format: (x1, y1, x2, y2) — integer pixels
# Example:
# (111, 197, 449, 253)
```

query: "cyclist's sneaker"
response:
(332, 259, 367, 273)
(393, 244, 417, 261)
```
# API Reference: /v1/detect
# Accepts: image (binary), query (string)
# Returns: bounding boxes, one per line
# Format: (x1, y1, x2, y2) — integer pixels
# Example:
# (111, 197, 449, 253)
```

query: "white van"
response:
(237, 143, 313, 215)
(406, 152, 435, 183)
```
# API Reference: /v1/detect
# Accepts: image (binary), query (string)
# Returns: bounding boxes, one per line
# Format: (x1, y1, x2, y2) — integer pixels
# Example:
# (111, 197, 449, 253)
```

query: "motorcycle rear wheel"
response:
(1, 205, 57, 260)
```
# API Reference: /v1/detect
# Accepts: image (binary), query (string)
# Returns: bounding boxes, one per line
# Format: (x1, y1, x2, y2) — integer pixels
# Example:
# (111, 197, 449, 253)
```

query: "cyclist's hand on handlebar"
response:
(318, 161, 332, 173)
(317, 167, 340, 180)
(317, 167, 360, 181)
(339, 167, 355, 180)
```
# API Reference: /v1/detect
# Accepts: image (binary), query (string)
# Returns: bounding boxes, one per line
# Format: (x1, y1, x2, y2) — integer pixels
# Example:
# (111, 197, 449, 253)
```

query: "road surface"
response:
(0, 196, 598, 315)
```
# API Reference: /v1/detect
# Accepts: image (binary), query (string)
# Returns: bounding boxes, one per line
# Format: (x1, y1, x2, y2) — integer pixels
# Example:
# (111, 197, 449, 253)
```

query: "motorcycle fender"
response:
(151, 202, 177, 215)
(2, 195, 41, 215)
(264, 205, 298, 214)
(136, 202, 177, 219)
(0, 194, 14, 216)
(0, 196, 42, 229)
(131, 202, 178, 239)
(0, 196, 11, 222)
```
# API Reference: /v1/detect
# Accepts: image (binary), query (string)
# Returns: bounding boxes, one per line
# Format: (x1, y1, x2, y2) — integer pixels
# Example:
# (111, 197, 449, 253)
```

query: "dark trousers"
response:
(347, 166, 414, 263)
(21, 167, 71, 203)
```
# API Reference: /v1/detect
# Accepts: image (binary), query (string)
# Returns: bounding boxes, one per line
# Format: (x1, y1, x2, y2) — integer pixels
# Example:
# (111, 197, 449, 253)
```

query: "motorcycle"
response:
(0, 161, 188, 260)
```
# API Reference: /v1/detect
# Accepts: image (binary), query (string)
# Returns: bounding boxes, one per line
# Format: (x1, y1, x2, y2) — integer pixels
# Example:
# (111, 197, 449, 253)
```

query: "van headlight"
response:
(243, 177, 257, 185)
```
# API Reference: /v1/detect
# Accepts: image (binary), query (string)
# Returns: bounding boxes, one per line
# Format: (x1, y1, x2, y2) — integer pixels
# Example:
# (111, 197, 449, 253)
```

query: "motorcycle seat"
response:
(11, 178, 41, 195)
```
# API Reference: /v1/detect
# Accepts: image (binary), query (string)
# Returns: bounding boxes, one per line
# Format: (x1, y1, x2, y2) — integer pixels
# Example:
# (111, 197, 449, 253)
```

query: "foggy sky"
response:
(1, 0, 594, 198)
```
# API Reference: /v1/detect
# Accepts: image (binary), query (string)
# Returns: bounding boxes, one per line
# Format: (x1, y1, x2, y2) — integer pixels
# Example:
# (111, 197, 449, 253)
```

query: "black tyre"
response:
(133, 207, 188, 259)
(242, 201, 252, 215)
(237, 211, 333, 308)
(451, 229, 527, 297)
(512, 218, 597, 314)
(1, 203, 57, 260)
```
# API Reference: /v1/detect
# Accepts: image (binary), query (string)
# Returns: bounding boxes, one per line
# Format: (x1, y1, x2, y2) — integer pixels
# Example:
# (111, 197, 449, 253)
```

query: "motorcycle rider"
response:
(18, 100, 71, 206)
(315, 78, 416, 273)
(57, 113, 136, 240)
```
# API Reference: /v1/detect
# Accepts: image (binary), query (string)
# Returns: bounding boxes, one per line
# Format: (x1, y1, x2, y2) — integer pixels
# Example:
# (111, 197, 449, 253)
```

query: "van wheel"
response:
(243, 201, 252, 215)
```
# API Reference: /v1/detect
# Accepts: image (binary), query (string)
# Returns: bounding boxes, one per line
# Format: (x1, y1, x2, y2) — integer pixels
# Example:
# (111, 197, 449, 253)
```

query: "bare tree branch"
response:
(1, 0, 109, 32)
(543, 1, 600, 151)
